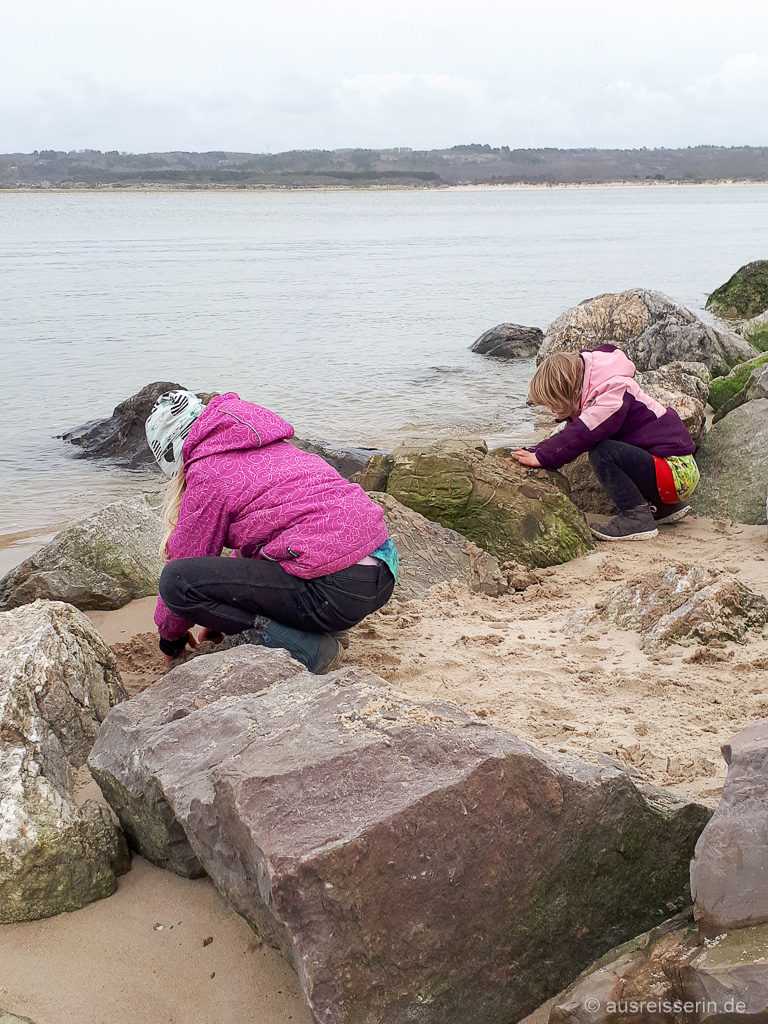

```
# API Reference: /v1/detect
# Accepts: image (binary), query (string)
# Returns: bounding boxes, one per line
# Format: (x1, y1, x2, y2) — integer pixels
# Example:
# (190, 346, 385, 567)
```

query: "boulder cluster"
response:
(1, 261, 768, 1023)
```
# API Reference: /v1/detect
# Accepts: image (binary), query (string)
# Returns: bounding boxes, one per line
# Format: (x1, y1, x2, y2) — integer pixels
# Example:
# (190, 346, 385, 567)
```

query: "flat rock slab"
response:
(0, 495, 164, 611)
(91, 647, 709, 1024)
(370, 491, 507, 599)
(551, 913, 768, 1024)
(566, 564, 768, 653)
(0, 601, 129, 923)
(692, 719, 768, 935)
(691, 399, 768, 525)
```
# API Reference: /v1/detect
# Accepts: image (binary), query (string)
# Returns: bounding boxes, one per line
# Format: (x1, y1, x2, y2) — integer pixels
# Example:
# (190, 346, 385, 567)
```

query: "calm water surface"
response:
(2, 185, 767, 557)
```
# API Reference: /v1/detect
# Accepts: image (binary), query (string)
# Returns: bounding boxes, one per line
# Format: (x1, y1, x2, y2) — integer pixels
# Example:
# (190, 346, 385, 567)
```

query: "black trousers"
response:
(159, 556, 395, 635)
(588, 440, 663, 510)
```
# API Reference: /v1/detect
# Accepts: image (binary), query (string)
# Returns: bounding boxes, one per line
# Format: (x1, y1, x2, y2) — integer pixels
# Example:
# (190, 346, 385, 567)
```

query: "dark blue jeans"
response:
(159, 556, 395, 635)
(588, 440, 663, 510)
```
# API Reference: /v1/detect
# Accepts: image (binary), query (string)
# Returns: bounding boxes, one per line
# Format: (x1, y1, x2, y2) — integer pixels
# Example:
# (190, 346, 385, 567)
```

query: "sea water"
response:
(1, 184, 767, 554)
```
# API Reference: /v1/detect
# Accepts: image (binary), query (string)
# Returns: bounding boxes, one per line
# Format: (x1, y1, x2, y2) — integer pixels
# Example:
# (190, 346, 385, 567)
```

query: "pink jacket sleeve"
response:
(153, 480, 231, 640)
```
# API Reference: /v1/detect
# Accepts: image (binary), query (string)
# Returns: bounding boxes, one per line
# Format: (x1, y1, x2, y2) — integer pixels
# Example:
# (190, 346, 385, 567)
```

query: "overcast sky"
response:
(2, 0, 767, 154)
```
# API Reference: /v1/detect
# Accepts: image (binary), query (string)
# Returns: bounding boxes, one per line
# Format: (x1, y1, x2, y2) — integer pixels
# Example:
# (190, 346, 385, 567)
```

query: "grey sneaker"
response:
(590, 504, 659, 542)
(651, 501, 692, 525)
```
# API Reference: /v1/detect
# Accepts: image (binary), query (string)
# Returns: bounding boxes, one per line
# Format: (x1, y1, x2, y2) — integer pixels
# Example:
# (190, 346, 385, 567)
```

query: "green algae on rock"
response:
(707, 351, 768, 411)
(359, 440, 594, 568)
(706, 259, 768, 321)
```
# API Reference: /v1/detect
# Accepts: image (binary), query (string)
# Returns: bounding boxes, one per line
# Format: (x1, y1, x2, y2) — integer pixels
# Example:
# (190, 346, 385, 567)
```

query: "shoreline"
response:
(1, 179, 767, 194)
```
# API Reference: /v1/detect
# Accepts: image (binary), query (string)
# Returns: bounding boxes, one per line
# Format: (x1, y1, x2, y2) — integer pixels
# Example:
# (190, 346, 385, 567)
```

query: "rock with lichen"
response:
(539, 289, 754, 376)
(566, 565, 768, 652)
(0, 600, 129, 924)
(0, 496, 164, 612)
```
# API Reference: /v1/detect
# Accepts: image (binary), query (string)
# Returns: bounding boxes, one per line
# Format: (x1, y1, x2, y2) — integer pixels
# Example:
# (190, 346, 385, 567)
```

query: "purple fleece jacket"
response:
(532, 346, 696, 471)
(154, 393, 388, 641)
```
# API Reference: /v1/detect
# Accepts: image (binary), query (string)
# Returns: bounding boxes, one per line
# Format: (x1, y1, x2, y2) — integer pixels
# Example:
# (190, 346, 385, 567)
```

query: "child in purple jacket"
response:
(145, 390, 397, 673)
(511, 346, 699, 541)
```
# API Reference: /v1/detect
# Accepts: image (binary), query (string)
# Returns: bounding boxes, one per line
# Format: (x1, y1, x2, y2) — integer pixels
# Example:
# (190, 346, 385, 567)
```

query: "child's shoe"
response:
(590, 504, 658, 542)
(650, 501, 692, 525)
(255, 621, 343, 674)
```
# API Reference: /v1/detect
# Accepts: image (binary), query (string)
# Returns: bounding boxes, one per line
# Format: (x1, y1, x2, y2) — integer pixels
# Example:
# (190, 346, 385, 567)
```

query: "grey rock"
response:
(691, 399, 768, 524)
(369, 491, 508, 599)
(550, 912, 768, 1024)
(60, 381, 185, 468)
(566, 565, 768, 653)
(0, 601, 129, 923)
(470, 323, 544, 359)
(691, 719, 768, 935)
(539, 289, 756, 376)
(636, 370, 707, 444)
(91, 648, 710, 1024)
(0, 496, 164, 611)
(290, 438, 388, 480)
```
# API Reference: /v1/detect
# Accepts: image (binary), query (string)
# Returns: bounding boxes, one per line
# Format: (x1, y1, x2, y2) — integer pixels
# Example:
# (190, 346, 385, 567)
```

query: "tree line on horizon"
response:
(1, 144, 767, 187)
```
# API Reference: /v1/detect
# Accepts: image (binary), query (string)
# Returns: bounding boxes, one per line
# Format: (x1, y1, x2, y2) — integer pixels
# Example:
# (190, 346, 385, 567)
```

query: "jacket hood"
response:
(581, 346, 636, 402)
(182, 392, 294, 465)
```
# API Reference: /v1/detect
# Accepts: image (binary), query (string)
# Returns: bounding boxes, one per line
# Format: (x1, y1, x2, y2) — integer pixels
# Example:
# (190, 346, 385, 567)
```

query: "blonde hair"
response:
(529, 352, 585, 420)
(156, 392, 219, 560)
(159, 466, 187, 561)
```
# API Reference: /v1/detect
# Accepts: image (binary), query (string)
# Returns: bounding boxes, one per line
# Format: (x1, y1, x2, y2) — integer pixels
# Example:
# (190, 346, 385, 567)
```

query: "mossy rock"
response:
(706, 260, 768, 320)
(0, 495, 163, 611)
(708, 351, 768, 411)
(746, 323, 768, 353)
(378, 440, 594, 568)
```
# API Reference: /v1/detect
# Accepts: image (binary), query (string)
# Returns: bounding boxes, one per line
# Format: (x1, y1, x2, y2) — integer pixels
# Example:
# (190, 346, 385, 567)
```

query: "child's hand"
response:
(162, 630, 197, 668)
(198, 627, 224, 645)
(511, 448, 541, 468)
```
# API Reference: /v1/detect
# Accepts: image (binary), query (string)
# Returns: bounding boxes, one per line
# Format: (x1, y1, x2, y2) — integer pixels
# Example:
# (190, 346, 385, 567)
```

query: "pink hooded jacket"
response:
(154, 393, 388, 640)
(532, 345, 695, 470)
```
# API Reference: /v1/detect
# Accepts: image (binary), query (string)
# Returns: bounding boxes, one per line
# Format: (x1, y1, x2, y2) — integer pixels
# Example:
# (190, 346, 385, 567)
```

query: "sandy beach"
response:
(1, 511, 766, 1023)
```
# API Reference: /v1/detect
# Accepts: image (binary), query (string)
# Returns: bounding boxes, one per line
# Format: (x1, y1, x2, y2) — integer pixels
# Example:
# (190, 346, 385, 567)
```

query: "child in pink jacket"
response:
(145, 390, 397, 673)
(512, 346, 699, 541)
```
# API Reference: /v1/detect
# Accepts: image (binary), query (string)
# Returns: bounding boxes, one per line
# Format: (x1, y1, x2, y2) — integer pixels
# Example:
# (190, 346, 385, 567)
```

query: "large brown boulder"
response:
(691, 720, 768, 936)
(566, 565, 768, 653)
(90, 647, 710, 1024)
(538, 289, 755, 376)
(0, 496, 164, 612)
(0, 601, 129, 923)
(357, 439, 594, 568)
